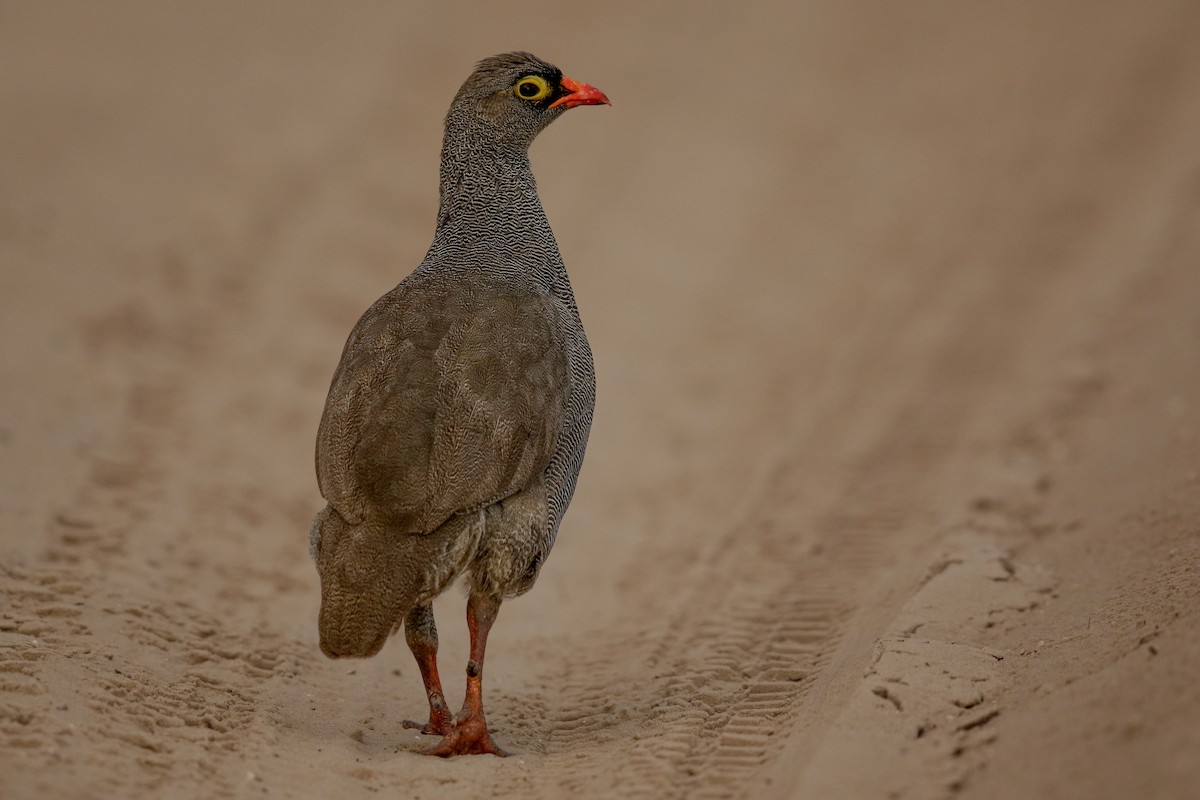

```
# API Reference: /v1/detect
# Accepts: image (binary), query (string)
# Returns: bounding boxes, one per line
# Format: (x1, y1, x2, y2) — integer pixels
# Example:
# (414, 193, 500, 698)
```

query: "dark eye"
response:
(514, 76, 551, 101)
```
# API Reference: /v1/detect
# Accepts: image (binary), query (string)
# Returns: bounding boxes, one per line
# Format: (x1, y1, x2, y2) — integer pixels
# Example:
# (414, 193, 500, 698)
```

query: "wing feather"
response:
(316, 273, 568, 534)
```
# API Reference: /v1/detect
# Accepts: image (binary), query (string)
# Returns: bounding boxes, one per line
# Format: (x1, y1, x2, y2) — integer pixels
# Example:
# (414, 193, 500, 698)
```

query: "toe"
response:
(426, 717, 508, 757)
(404, 717, 454, 736)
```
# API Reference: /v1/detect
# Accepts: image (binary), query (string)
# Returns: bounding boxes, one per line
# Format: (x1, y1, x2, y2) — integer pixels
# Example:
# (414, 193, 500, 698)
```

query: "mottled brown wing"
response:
(316, 273, 568, 533)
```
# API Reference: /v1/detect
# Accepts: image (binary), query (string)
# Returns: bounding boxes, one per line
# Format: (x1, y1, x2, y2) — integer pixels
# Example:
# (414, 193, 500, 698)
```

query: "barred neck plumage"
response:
(422, 123, 566, 294)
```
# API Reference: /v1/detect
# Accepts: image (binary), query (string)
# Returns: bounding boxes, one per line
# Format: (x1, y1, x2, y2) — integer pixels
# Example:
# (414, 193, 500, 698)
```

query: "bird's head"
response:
(446, 51, 610, 151)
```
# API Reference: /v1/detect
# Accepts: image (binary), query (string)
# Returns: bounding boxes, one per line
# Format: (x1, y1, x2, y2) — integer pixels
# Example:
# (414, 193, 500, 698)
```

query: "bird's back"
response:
(316, 268, 576, 538)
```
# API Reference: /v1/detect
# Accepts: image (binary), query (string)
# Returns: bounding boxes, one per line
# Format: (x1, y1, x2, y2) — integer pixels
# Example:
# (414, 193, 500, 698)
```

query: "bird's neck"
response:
(435, 147, 543, 232)
(425, 137, 566, 291)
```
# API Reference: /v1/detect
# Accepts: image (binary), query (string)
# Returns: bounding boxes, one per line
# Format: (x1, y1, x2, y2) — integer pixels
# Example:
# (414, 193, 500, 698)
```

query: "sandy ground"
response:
(3, 2, 1200, 798)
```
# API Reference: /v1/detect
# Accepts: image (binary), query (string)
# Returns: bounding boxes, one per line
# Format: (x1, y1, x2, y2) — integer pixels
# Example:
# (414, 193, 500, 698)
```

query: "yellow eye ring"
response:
(514, 75, 551, 102)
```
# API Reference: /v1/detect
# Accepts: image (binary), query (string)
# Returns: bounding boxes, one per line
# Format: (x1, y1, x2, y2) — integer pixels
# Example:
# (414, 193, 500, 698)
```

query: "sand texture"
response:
(3, 2, 1200, 798)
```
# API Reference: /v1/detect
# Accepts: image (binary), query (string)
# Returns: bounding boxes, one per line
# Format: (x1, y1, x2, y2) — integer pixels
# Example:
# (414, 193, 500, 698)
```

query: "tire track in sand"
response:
(485, 6, 1200, 795)
(0, 81, 419, 796)
(481, 251, 1046, 799)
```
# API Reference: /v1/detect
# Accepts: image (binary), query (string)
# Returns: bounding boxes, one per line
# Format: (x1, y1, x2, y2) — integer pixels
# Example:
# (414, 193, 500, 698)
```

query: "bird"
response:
(308, 52, 609, 758)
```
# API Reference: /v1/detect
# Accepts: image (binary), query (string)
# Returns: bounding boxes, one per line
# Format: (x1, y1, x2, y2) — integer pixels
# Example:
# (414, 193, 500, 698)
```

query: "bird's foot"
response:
(403, 692, 454, 735)
(403, 716, 454, 736)
(426, 716, 508, 758)
(403, 703, 455, 736)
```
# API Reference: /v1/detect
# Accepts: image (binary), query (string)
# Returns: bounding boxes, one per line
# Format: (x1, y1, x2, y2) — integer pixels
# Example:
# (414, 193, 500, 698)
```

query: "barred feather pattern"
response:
(416, 52, 596, 551)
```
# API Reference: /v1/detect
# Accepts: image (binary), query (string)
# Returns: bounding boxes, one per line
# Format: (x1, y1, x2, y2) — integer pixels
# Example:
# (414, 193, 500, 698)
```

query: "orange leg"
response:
(428, 593, 507, 757)
(401, 604, 454, 736)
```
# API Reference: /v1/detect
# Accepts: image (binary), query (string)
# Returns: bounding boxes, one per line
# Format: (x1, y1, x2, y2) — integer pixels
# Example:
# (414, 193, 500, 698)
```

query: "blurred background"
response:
(2, 2, 1199, 798)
